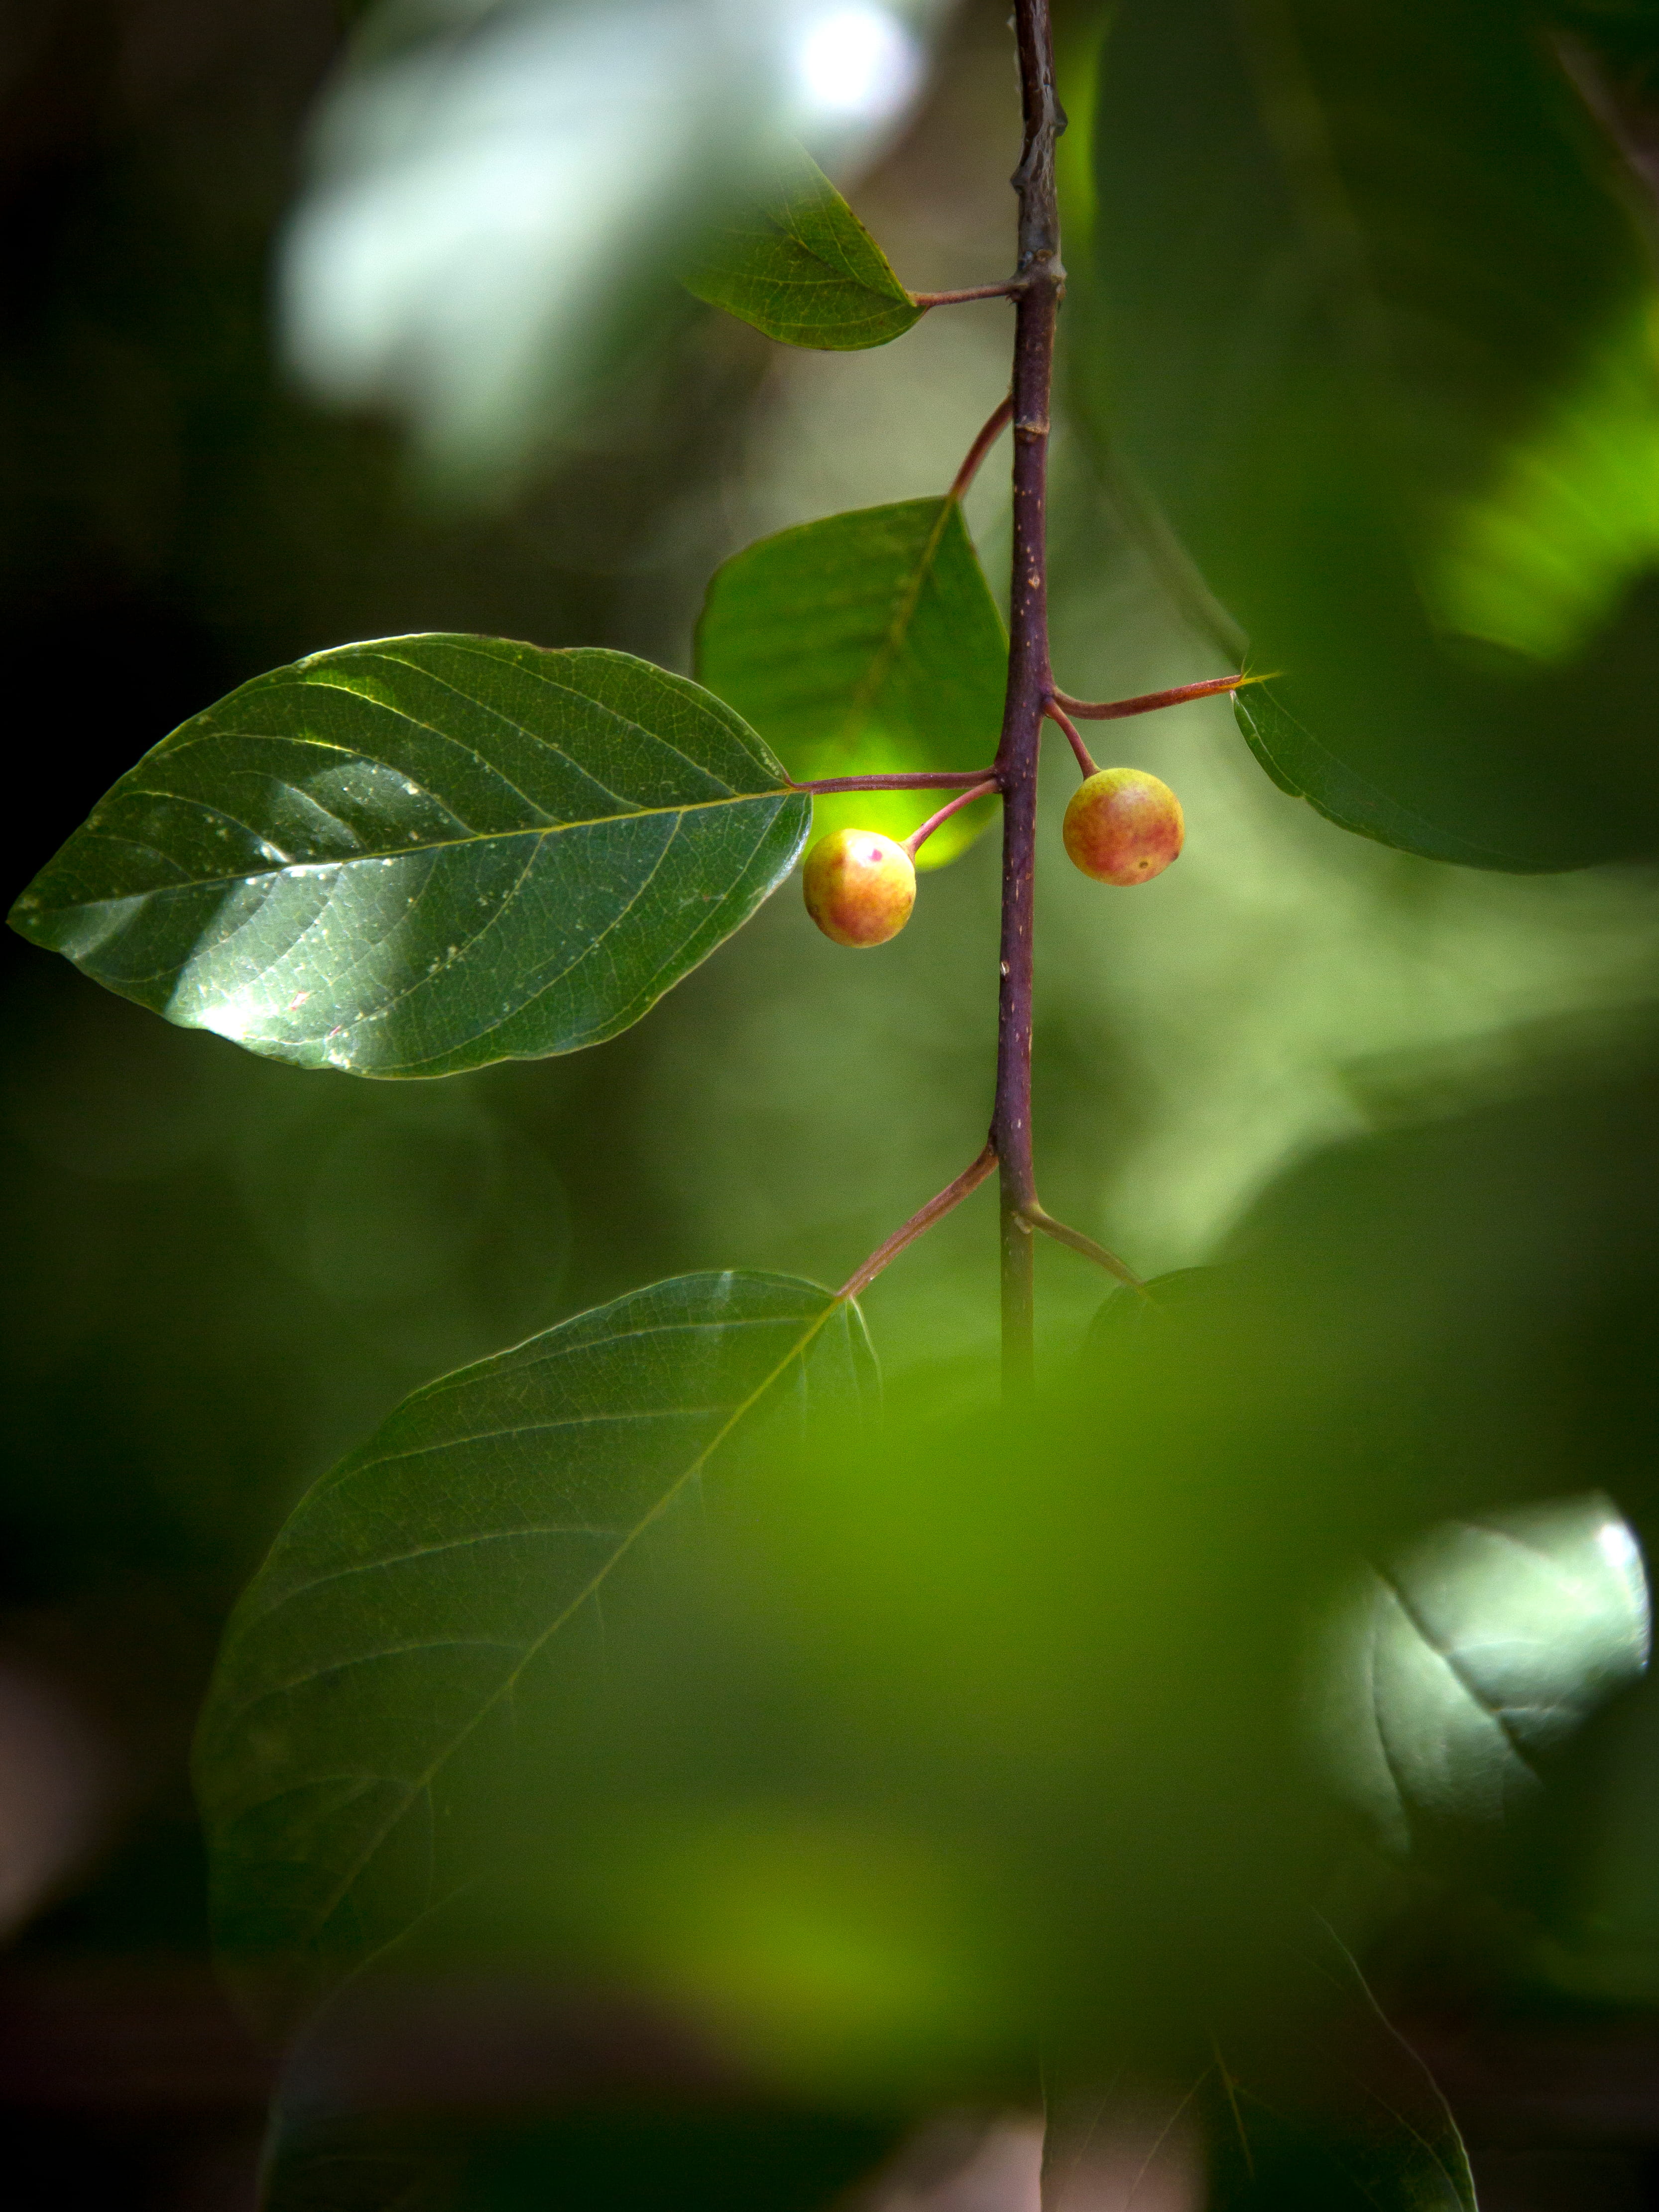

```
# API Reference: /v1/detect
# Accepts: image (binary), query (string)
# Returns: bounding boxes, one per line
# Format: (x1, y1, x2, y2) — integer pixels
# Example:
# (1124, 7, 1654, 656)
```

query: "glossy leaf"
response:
(1087, 0, 1659, 868)
(685, 146, 921, 350)
(8, 637, 808, 1076)
(697, 498, 1005, 865)
(1312, 1493, 1651, 1849)
(193, 1270, 876, 2025)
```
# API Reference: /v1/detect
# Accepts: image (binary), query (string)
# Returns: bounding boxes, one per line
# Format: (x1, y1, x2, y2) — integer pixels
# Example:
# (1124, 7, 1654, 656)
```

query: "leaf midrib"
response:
(274, 1293, 851, 1955)
(49, 787, 795, 910)
(816, 497, 959, 761)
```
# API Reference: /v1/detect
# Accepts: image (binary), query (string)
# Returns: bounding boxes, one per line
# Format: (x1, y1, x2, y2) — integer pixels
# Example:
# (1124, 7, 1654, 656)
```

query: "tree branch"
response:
(992, 0, 1066, 1395)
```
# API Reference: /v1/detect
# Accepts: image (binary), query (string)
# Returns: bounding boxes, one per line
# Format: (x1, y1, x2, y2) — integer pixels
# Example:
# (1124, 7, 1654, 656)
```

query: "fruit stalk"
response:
(992, 0, 1065, 1393)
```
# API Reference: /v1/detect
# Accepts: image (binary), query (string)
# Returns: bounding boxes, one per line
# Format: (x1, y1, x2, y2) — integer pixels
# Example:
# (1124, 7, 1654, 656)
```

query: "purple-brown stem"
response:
(1043, 698, 1097, 779)
(903, 777, 1003, 859)
(1052, 671, 1257, 720)
(949, 394, 1016, 501)
(838, 1144, 998, 1301)
(790, 769, 996, 795)
(991, 0, 1066, 1393)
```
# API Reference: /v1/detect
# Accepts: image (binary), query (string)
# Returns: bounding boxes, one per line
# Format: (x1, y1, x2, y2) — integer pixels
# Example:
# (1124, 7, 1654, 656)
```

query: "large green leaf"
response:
(696, 498, 1006, 865)
(1085, 0, 1659, 868)
(685, 147, 922, 350)
(193, 1270, 876, 2026)
(8, 637, 808, 1077)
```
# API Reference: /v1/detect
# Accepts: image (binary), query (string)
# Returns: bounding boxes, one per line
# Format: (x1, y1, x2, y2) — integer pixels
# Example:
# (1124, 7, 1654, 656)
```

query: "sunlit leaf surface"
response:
(1087, 0, 1659, 867)
(194, 1270, 875, 2024)
(9, 637, 808, 1076)
(686, 147, 922, 350)
(1314, 1493, 1651, 1847)
(697, 498, 1005, 864)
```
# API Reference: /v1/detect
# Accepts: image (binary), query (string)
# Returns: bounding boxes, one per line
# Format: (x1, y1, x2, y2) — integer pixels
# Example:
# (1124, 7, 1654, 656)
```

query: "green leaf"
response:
(696, 498, 1006, 866)
(685, 147, 922, 350)
(1085, 0, 1659, 868)
(1312, 1493, 1651, 1851)
(1230, 684, 1542, 871)
(8, 637, 809, 1076)
(192, 1270, 876, 2026)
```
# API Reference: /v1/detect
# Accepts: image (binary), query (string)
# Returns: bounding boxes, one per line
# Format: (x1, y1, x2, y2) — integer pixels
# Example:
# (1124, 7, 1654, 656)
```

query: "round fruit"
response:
(802, 827, 917, 947)
(1062, 768, 1184, 886)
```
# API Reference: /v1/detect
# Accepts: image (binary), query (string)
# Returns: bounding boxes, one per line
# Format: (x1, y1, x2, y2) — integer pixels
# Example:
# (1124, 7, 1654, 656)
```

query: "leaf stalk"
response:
(1051, 671, 1262, 721)
(838, 1144, 998, 1301)
(790, 768, 998, 795)
(912, 282, 1026, 308)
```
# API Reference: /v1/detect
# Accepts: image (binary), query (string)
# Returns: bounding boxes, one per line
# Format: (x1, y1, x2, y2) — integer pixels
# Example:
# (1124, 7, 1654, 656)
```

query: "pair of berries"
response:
(803, 767, 1185, 947)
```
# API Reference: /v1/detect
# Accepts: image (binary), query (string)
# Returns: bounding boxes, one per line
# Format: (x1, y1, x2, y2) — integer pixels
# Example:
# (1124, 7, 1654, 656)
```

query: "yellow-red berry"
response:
(802, 827, 917, 947)
(1062, 768, 1184, 886)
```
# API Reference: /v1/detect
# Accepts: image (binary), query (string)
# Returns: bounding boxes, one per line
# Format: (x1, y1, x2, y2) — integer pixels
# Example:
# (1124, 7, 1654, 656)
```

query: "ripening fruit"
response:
(802, 827, 917, 947)
(1062, 768, 1184, 886)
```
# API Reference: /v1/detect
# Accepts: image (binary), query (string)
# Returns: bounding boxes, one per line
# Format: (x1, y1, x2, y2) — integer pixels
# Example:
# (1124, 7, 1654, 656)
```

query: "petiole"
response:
(1019, 1203, 1145, 1291)
(839, 1143, 999, 1300)
(791, 768, 999, 795)
(1050, 672, 1264, 722)
(912, 281, 1026, 309)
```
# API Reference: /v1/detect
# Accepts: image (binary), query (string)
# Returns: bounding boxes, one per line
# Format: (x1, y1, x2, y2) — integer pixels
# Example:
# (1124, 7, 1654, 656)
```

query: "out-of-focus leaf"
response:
(1312, 1493, 1651, 1849)
(9, 637, 808, 1077)
(1086, 0, 1659, 868)
(1086, 1268, 1218, 1354)
(283, 3, 942, 480)
(1040, 2078, 1204, 2210)
(696, 498, 1005, 865)
(685, 145, 922, 349)
(1208, 1924, 1477, 2212)
(193, 1270, 875, 2026)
